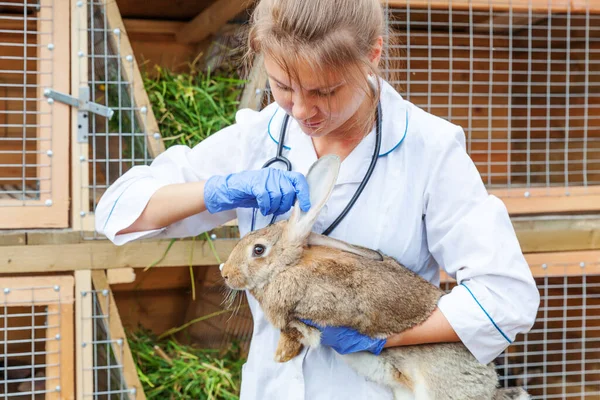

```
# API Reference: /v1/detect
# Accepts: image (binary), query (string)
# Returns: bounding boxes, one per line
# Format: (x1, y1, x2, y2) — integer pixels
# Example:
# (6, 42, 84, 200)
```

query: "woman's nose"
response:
(292, 94, 317, 121)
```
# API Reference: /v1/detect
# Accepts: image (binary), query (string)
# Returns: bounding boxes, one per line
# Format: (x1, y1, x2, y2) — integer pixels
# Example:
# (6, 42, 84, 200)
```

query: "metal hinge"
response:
(44, 87, 114, 143)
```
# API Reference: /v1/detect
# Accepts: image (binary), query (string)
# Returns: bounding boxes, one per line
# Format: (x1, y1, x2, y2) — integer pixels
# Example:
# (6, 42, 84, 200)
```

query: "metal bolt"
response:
(80, 211, 86, 217)
(55, 334, 61, 340)
(524, 191, 530, 198)
(580, 262, 586, 268)
(102, 289, 109, 297)
(78, 50, 84, 58)
(81, 291, 87, 297)
(153, 133, 161, 140)
(542, 263, 548, 269)
(565, 191, 570, 196)
(55, 386, 61, 392)
(3, 288, 10, 294)
(76, 1, 83, 7)
(113, 28, 121, 36)
(130, 388, 137, 395)
(54, 285, 60, 292)
(210, 233, 217, 240)
(140, 106, 147, 114)
(45, 199, 53, 207)
(117, 338, 123, 346)
(44, 88, 51, 96)
(82, 342, 87, 348)
(255, 89, 262, 95)
(126, 55, 133, 62)
(79, 155, 86, 162)
(46, 150, 53, 157)
(47, 43, 54, 51)
(47, 98, 54, 105)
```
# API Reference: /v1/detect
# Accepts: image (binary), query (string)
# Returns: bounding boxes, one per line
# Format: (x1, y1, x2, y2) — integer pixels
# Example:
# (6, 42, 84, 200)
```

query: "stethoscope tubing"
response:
(251, 102, 382, 234)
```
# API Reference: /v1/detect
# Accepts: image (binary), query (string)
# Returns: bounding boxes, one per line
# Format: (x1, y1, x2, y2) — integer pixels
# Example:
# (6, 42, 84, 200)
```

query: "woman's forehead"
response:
(264, 54, 348, 90)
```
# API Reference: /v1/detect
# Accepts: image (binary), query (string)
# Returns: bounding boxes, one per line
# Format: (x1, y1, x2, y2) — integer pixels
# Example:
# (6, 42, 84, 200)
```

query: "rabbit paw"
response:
(275, 330, 304, 363)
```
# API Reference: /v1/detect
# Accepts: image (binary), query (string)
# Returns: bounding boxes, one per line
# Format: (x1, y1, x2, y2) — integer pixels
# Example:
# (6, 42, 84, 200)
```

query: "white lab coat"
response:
(95, 79, 540, 400)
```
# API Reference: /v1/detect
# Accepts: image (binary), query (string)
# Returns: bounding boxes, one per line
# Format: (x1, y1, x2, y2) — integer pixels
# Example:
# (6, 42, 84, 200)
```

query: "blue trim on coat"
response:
(378, 108, 409, 157)
(460, 283, 512, 344)
(267, 108, 292, 151)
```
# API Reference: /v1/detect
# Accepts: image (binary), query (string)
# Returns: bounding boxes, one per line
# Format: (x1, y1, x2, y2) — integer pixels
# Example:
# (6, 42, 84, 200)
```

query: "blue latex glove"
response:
(301, 319, 386, 355)
(204, 168, 311, 216)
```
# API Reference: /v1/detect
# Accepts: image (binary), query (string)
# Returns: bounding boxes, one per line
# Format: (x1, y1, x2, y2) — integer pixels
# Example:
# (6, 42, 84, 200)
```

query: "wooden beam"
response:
(107, 268, 137, 285)
(490, 186, 600, 215)
(75, 270, 93, 400)
(176, 0, 252, 44)
(514, 215, 600, 253)
(91, 270, 147, 400)
(105, 0, 166, 158)
(238, 53, 268, 111)
(123, 19, 185, 36)
(71, 0, 90, 231)
(0, 239, 237, 273)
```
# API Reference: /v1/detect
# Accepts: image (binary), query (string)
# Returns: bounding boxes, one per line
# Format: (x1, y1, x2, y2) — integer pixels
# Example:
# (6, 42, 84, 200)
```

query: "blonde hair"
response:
(245, 0, 386, 134)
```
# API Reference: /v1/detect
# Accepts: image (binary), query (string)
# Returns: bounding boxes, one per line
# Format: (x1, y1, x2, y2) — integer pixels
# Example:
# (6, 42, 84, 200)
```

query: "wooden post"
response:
(91, 270, 147, 400)
(104, 0, 165, 159)
(75, 270, 93, 400)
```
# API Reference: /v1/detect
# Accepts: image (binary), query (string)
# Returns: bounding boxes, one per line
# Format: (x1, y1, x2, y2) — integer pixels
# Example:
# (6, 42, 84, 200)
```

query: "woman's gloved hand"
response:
(204, 168, 311, 216)
(301, 319, 387, 355)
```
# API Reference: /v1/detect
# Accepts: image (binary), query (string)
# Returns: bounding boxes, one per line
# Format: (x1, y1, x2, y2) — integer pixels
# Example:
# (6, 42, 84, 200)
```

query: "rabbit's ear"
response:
(307, 232, 384, 261)
(287, 154, 341, 244)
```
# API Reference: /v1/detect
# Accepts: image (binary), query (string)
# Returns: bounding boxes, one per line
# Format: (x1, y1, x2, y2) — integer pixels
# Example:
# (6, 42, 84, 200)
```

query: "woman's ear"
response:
(286, 155, 341, 244)
(369, 36, 384, 67)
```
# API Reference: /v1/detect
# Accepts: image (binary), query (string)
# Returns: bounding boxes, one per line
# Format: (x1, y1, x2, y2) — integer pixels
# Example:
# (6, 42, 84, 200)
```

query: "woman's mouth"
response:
(300, 120, 324, 129)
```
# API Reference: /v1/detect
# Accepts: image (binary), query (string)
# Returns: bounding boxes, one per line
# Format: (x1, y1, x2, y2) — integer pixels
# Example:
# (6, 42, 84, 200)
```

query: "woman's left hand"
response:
(300, 319, 386, 355)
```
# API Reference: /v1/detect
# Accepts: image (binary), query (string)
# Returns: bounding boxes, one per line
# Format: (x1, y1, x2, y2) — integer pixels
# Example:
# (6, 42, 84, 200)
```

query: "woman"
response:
(95, 0, 540, 398)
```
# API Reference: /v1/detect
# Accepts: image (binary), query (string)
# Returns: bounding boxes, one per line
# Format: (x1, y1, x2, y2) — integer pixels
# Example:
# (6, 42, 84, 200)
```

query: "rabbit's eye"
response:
(253, 244, 266, 257)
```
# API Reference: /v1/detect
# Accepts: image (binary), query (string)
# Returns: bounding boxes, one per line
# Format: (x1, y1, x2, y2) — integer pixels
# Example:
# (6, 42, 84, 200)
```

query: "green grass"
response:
(128, 328, 246, 400)
(143, 63, 246, 150)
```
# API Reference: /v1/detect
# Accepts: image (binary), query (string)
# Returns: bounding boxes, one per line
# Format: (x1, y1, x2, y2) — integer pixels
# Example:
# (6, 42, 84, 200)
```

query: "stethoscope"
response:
(250, 101, 383, 235)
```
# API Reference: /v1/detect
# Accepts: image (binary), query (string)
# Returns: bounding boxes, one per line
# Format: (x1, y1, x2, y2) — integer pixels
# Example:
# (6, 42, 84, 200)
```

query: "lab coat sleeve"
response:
(95, 124, 243, 246)
(423, 127, 540, 365)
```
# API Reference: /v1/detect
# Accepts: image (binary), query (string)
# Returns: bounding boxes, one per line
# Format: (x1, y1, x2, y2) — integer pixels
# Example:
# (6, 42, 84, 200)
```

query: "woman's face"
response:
(264, 56, 369, 138)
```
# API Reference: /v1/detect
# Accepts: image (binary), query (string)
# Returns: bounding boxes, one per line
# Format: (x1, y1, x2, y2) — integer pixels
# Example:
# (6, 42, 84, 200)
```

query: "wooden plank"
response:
(110, 266, 194, 292)
(0, 239, 236, 273)
(123, 19, 185, 36)
(491, 186, 600, 215)
(386, 0, 573, 13)
(440, 250, 600, 282)
(238, 53, 268, 111)
(26, 230, 83, 245)
(105, 0, 165, 158)
(107, 268, 137, 285)
(514, 215, 600, 253)
(0, 275, 74, 306)
(176, 0, 251, 44)
(75, 270, 93, 400)
(91, 270, 147, 400)
(0, 231, 26, 245)
(70, 0, 90, 232)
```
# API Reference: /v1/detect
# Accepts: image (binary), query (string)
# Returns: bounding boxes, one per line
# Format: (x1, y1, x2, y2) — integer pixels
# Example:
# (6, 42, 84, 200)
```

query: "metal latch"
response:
(44, 87, 114, 143)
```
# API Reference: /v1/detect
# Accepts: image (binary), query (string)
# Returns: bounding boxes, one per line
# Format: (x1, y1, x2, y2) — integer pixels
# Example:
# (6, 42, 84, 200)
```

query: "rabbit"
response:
(220, 155, 530, 400)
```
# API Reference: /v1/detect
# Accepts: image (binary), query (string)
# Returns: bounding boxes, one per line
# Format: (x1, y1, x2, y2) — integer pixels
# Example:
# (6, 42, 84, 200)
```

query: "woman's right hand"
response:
(204, 168, 312, 216)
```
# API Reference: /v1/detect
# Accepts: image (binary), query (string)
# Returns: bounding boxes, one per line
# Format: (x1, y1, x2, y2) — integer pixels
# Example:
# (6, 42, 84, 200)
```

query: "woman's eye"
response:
(253, 244, 266, 257)
(276, 84, 292, 92)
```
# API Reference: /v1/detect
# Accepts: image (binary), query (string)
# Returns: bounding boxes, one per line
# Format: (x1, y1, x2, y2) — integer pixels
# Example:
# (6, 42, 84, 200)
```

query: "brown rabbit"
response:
(220, 155, 530, 400)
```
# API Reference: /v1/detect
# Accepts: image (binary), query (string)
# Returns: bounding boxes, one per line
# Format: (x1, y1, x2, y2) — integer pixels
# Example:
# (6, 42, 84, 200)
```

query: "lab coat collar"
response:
(266, 78, 409, 184)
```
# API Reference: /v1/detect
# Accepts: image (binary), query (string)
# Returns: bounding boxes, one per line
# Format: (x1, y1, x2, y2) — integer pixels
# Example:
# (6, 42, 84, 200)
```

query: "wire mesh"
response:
(440, 263, 600, 399)
(382, 1, 600, 195)
(80, 288, 134, 399)
(0, 283, 63, 399)
(0, 0, 53, 205)
(73, 0, 154, 237)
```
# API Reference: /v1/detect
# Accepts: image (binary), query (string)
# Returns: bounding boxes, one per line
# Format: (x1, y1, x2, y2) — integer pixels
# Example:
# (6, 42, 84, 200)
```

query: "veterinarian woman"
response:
(96, 0, 540, 398)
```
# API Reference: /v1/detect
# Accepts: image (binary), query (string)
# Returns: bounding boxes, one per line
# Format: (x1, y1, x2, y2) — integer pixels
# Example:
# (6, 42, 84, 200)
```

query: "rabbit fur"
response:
(220, 155, 529, 400)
